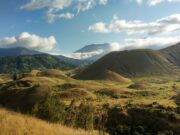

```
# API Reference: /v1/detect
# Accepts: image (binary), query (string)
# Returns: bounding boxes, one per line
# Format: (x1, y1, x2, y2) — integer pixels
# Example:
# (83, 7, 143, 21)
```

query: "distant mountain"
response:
(75, 43, 110, 53)
(56, 55, 93, 66)
(0, 47, 42, 57)
(75, 43, 111, 60)
(75, 43, 180, 79)
(0, 47, 93, 73)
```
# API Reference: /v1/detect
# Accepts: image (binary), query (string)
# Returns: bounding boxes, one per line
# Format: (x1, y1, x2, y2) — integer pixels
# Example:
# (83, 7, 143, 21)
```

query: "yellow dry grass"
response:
(0, 108, 99, 135)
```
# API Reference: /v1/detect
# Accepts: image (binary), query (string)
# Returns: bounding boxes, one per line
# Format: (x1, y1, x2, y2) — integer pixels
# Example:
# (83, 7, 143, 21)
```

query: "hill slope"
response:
(0, 47, 92, 73)
(0, 108, 97, 135)
(0, 54, 76, 73)
(76, 49, 177, 79)
(161, 43, 180, 67)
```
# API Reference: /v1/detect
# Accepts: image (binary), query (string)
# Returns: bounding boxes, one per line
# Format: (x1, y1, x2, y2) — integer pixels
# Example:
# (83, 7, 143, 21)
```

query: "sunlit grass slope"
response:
(0, 108, 98, 135)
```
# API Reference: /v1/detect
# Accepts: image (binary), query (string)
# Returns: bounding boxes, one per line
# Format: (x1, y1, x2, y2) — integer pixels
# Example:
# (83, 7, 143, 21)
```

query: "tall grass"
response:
(0, 108, 99, 135)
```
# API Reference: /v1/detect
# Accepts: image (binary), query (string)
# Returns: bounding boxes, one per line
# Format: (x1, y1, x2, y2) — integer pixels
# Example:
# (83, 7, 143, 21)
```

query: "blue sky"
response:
(0, 0, 180, 58)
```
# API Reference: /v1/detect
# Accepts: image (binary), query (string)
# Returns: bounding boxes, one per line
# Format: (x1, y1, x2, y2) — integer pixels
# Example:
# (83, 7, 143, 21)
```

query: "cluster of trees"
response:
(31, 95, 95, 131)
(26, 95, 178, 135)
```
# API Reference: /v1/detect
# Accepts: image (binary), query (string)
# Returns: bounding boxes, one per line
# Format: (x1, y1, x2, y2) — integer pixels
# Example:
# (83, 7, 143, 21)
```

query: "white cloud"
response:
(109, 42, 122, 51)
(135, 0, 180, 6)
(68, 49, 104, 59)
(47, 11, 74, 23)
(89, 22, 109, 33)
(67, 35, 180, 59)
(76, 0, 108, 12)
(109, 36, 180, 53)
(21, 0, 108, 23)
(77, 0, 96, 12)
(20, 0, 72, 10)
(89, 14, 180, 36)
(0, 32, 57, 52)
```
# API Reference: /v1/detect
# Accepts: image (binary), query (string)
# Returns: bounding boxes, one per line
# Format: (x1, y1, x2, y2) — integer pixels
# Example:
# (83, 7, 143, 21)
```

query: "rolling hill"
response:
(75, 43, 180, 79)
(0, 47, 92, 73)
(0, 54, 76, 73)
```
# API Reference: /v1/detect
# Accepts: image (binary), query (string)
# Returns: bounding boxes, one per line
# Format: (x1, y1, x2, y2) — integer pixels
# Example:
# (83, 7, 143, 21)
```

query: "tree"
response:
(76, 101, 95, 131)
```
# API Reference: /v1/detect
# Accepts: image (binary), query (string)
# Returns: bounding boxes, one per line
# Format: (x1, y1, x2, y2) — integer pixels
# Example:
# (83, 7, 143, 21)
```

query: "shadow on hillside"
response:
(174, 91, 180, 114)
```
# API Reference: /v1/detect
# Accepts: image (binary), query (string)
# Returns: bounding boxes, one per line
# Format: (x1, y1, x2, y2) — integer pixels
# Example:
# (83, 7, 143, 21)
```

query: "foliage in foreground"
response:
(29, 95, 180, 135)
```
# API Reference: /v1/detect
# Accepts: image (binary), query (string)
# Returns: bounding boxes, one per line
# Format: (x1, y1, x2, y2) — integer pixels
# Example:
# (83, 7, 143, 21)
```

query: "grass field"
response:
(0, 70, 180, 134)
(0, 108, 99, 135)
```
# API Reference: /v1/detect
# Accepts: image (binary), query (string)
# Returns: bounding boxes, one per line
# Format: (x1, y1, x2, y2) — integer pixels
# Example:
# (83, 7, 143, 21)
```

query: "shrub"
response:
(34, 95, 66, 123)
(76, 101, 95, 131)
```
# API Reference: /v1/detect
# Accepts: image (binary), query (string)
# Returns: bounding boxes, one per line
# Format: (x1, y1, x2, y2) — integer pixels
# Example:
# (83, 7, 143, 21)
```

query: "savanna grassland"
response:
(0, 69, 180, 135)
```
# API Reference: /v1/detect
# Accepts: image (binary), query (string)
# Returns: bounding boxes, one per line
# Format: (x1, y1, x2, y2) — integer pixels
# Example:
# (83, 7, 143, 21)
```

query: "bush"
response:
(76, 101, 95, 130)
(33, 95, 66, 123)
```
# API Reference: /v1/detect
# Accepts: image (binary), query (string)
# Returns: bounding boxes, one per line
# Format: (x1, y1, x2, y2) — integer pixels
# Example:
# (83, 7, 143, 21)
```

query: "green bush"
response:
(76, 101, 95, 130)
(33, 95, 66, 123)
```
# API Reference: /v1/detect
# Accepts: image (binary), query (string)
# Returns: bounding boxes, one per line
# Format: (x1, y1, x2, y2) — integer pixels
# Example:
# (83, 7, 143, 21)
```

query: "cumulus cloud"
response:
(89, 22, 109, 33)
(135, 0, 180, 6)
(88, 14, 180, 36)
(112, 36, 180, 51)
(0, 32, 57, 52)
(21, 0, 108, 23)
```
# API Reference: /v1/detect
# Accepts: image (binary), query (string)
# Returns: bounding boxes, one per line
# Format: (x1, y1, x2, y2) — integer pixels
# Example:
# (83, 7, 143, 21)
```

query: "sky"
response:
(0, 0, 180, 58)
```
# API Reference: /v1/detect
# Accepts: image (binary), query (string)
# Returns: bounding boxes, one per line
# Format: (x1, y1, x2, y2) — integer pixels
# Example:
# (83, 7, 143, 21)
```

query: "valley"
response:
(0, 68, 180, 135)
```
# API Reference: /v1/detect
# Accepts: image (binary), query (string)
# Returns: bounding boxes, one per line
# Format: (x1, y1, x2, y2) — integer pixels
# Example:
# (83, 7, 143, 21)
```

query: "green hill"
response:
(0, 54, 76, 73)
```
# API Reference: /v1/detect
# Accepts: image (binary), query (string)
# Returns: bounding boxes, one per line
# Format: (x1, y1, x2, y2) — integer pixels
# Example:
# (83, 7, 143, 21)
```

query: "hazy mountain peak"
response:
(0, 47, 42, 57)
(75, 43, 110, 53)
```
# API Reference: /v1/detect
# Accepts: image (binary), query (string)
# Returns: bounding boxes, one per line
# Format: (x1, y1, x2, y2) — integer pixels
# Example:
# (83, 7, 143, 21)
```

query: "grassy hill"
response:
(161, 43, 180, 67)
(75, 69, 131, 83)
(0, 47, 92, 74)
(0, 108, 98, 135)
(75, 43, 180, 80)
(76, 49, 176, 80)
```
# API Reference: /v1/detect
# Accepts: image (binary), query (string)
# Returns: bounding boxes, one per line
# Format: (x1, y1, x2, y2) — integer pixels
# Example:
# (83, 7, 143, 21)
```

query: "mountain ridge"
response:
(0, 47, 43, 57)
